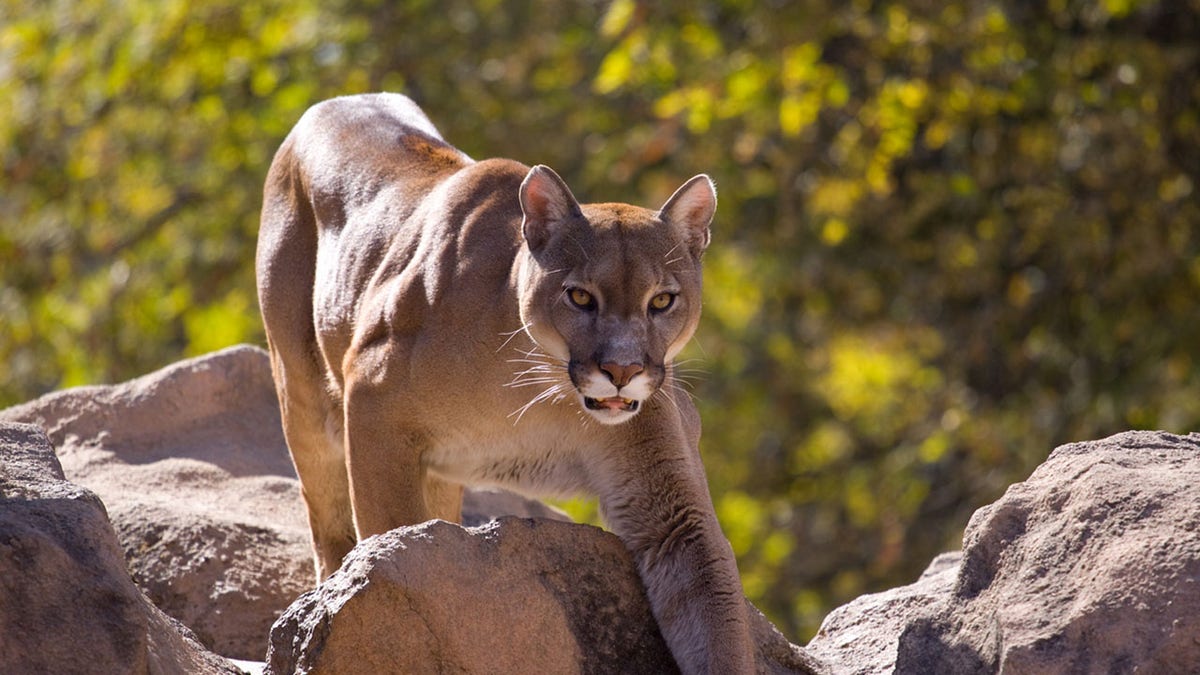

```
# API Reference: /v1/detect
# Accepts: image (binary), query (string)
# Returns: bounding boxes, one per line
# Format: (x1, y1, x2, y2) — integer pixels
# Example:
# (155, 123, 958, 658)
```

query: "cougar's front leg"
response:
(600, 411, 755, 674)
(422, 474, 465, 523)
(343, 371, 434, 537)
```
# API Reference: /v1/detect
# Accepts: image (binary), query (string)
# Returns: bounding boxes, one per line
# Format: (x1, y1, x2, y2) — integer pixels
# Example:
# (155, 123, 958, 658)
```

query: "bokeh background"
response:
(3, 0, 1199, 641)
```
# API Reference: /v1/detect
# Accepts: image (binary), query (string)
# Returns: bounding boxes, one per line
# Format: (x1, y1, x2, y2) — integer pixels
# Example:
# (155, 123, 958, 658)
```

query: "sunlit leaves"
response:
(3, 0, 1198, 647)
(0, 0, 349, 402)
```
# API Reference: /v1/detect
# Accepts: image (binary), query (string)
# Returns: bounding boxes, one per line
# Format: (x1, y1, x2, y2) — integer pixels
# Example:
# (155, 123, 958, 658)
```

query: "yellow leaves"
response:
(794, 422, 852, 471)
(779, 42, 847, 138)
(780, 94, 819, 138)
(817, 329, 944, 442)
(809, 178, 863, 217)
(820, 218, 849, 246)
(949, 236, 979, 269)
(703, 247, 763, 334)
(722, 60, 770, 115)
(918, 431, 951, 463)
(853, 77, 932, 193)
(125, 183, 174, 222)
(183, 290, 258, 357)
(251, 64, 280, 97)
(717, 491, 793, 598)
(593, 40, 635, 95)
(781, 43, 822, 89)
(599, 0, 636, 39)
(654, 86, 715, 133)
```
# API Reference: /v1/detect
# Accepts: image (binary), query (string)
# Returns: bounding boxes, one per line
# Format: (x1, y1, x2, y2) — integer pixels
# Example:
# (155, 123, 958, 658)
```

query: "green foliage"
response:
(3, 0, 1199, 641)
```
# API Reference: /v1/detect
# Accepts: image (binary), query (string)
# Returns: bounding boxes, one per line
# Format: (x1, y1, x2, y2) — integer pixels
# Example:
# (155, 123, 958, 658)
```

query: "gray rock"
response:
(806, 552, 960, 675)
(266, 517, 826, 674)
(0, 422, 239, 674)
(0, 344, 571, 660)
(2, 345, 312, 660)
(808, 430, 1200, 674)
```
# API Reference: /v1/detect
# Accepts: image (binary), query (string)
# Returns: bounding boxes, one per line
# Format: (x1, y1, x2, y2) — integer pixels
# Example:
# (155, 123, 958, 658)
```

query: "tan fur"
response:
(256, 93, 753, 673)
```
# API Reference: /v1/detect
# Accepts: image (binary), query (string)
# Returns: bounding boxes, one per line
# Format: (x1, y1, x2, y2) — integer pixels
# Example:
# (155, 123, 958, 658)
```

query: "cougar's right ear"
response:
(520, 165, 582, 253)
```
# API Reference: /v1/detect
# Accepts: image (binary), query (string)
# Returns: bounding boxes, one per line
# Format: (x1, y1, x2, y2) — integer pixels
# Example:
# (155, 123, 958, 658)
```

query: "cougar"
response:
(257, 93, 754, 673)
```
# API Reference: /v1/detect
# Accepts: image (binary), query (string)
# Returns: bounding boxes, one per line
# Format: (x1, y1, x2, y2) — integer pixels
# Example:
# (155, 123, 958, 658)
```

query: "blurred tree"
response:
(2, 0, 1198, 641)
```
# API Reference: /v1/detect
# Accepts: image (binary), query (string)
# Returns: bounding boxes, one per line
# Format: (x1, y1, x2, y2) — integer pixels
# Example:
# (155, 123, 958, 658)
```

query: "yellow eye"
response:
(649, 292, 675, 312)
(568, 288, 595, 309)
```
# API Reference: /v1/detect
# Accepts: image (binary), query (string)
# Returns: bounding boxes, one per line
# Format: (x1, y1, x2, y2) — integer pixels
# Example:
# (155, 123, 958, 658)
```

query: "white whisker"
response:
(666, 359, 707, 392)
(665, 379, 696, 401)
(655, 386, 686, 417)
(496, 323, 533, 353)
(506, 378, 563, 389)
(509, 382, 570, 425)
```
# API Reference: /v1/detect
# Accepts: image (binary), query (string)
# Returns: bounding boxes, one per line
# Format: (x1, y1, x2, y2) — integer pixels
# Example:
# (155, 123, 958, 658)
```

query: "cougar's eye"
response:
(649, 292, 676, 312)
(567, 288, 596, 310)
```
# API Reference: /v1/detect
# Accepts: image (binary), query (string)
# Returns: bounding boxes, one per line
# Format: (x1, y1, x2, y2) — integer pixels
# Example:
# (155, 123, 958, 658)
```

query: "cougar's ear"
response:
(520, 165, 582, 253)
(658, 174, 716, 257)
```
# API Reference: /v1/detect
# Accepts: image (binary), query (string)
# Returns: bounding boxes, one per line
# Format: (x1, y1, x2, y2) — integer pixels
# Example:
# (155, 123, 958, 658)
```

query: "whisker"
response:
(506, 358, 566, 369)
(667, 359, 708, 391)
(509, 365, 562, 376)
(509, 382, 569, 425)
(506, 378, 563, 389)
(655, 386, 686, 417)
(496, 323, 533, 353)
(665, 379, 696, 399)
(511, 346, 562, 361)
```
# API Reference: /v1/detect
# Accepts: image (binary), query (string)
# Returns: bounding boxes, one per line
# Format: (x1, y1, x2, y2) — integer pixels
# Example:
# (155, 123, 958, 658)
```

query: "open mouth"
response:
(584, 396, 640, 413)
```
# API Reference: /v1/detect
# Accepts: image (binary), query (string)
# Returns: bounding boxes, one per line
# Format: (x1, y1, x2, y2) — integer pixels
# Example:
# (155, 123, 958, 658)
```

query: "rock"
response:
(807, 430, 1200, 674)
(0, 422, 239, 674)
(1, 345, 312, 661)
(266, 517, 826, 674)
(805, 552, 961, 675)
(0, 344, 568, 660)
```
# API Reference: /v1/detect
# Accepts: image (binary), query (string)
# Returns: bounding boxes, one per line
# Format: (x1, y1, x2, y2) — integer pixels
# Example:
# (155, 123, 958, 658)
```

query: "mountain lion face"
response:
(516, 167, 714, 425)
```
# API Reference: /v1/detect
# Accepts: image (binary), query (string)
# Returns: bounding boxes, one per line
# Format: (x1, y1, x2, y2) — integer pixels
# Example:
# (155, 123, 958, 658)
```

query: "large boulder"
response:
(266, 517, 826, 674)
(1, 345, 312, 660)
(807, 430, 1200, 674)
(0, 422, 238, 674)
(0, 345, 568, 660)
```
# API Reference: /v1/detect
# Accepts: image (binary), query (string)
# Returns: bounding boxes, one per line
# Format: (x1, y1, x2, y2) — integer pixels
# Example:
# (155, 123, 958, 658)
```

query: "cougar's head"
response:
(515, 165, 715, 425)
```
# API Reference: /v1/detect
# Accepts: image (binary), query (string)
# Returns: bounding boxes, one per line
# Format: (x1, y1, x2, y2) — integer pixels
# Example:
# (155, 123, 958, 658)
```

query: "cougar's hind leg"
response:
(258, 176, 356, 580)
(270, 349, 357, 581)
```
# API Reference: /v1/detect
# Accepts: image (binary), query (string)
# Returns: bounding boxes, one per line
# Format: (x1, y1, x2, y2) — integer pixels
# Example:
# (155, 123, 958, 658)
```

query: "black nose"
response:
(600, 362, 644, 388)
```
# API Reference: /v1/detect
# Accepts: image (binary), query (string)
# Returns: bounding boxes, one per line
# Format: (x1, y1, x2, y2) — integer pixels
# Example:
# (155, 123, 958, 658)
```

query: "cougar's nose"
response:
(600, 362, 644, 388)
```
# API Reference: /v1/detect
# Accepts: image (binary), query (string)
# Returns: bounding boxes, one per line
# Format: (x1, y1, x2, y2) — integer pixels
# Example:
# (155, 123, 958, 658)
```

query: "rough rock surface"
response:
(1, 345, 312, 660)
(0, 422, 238, 674)
(266, 517, 826, 674)
(0, 344, 567, 661)
(807, 430, 1200, 674)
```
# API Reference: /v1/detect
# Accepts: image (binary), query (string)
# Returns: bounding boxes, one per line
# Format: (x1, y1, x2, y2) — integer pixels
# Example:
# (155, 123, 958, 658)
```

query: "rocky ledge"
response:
(2, 345, 1197, 673)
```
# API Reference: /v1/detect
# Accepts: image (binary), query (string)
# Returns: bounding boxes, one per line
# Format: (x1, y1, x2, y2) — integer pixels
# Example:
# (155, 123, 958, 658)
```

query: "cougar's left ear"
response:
(520, 165, 582, 254)
(658, 174, 716, 257)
